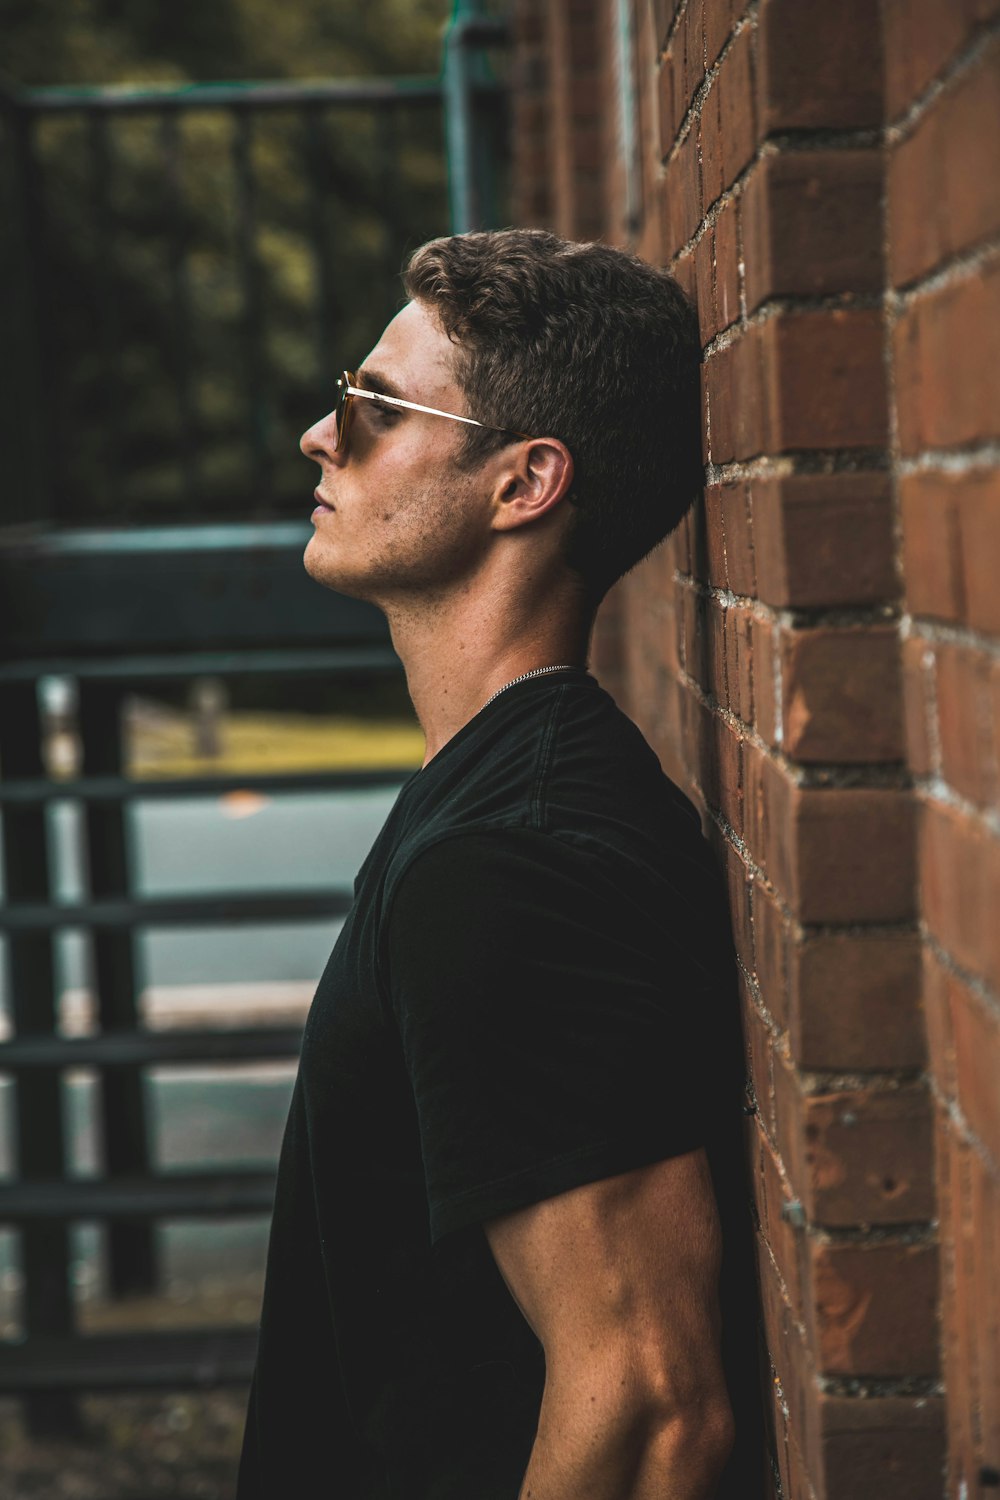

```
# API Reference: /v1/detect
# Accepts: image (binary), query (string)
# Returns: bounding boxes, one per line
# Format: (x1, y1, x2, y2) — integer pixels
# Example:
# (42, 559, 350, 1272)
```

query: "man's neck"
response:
(384, 573, 592, 767)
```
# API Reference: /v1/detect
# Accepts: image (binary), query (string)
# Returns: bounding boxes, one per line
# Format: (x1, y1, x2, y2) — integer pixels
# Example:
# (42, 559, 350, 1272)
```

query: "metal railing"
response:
(0, 533, 412, 1432)
(0, 54, 507, 1436)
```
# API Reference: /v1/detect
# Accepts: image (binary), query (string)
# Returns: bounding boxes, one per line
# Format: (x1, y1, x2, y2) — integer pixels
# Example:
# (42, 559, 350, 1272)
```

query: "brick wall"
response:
(509, 2, 1000, 1496)
(887, 6, 1000, 1497)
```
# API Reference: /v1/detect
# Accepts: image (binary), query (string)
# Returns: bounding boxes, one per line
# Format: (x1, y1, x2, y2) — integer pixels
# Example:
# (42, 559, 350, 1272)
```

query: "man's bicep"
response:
(484, 1148, 727, 1404)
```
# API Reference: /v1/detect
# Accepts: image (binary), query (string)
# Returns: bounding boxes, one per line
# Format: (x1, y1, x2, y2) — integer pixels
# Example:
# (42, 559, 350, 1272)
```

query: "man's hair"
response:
(402, 228, 703, 600)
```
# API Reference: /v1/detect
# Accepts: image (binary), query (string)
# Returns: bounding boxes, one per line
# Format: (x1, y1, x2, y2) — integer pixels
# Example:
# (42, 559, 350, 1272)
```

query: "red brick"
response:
(716, 714, 745, 832)
(751, 616, 778, 745)
(934, 642, 998, 807)
(947, 1125, 982, 1483)
(746, 978, 779, 1128)
(757, 0, 883, 131)
(714, 195, 740, 333)
(969, 1151, 1000, 1462)
(800, 1084, 935, 1227)
(717, 24, 757, 188)
(705, 0, 741, 69)
(670, 243, 697, 310)
(937, 1112, 974, 1486)
(780, 625, 905, 764)
(731, 605, 754, 721)
(683, 0, 706, 108)
(951, 973, 1000, 1168)
(721, 478, 754, 595)
(703, 482, 728, 586)
(957, 467, 1000, 634)
(820, 1394, 946, 1500)
(772, 1044, 807, 1202)
(657, 54, 677, 160)
(650, 0, 681, 52)
(901, 635, 936, 778)
(725, 842, 752, 963)
(899, 471, 966, 622)
(764, 308, 888, 452)
(759, 1126, 805, 1314)
(808, 1240, 940, 1376)
(706, 596, 727, 704)
(893, 256, 1000, 454)
(920, 798, 1000, 993)
(752, 473, 897, 609)
(693, 225, 716, 344)
(742, 150, 883, 313)
(698, 73, 724, 209)
(665, 38, 686, 135)
(790, 932, 926, 1073)
(785, 1422, 815, 1494)
(732, 322, 767, 460)
(791, 786, 916, 925)
(757, 1238, 808, 1432)
(753, 879, 790, 1029)
(888, 38, 1000, 286)
(666, 122, 703, 251)
(923, 947, 958, 1101)
(679, 580, 708, 688)
(883, 0, 1000, 119)
(721, 606, 740, 715)
(689, 485, 709, 579)
(703, 342, 734, 462)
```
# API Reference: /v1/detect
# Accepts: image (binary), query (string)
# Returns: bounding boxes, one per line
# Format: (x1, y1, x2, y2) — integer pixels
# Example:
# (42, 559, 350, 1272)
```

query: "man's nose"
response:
(300, 410, 342, 464)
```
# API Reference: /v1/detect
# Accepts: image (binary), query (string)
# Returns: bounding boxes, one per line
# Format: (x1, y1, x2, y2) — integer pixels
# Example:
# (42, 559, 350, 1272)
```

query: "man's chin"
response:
(302, 536, 372, 604)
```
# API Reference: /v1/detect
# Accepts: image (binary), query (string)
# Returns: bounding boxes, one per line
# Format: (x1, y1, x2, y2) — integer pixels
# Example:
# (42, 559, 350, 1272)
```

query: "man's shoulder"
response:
(400, 674, 702, 852)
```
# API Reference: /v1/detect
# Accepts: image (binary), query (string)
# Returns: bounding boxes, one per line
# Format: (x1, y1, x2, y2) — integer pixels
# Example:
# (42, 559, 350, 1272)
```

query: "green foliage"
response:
(3, 0, 454, 525)
(3, 0, 450, 89)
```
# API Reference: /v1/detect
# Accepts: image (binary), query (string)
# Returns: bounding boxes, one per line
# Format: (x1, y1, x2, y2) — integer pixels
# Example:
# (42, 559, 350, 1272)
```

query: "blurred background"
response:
(0, 1, 507, 1493)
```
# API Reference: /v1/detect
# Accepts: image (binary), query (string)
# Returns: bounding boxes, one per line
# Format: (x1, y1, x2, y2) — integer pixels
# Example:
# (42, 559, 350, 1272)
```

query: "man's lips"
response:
(312, 489, 334, 517)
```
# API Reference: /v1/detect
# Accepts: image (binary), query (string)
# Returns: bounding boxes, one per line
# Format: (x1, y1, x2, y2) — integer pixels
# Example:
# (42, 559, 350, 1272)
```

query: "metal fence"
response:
(0, 51, 506, 1436)
(1, 75, 452, 532)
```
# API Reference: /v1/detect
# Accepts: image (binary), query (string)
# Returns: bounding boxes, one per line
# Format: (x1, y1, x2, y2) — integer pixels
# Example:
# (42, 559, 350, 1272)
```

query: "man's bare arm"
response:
(484, 1147, 734, 1500)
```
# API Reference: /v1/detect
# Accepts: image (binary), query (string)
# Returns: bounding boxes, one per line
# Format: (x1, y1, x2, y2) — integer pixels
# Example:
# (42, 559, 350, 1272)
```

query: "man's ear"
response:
(490, 438, 574, 532)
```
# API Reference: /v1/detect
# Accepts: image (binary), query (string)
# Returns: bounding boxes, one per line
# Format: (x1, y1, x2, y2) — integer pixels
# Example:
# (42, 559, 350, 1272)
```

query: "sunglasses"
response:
(331, 369, 534, 454)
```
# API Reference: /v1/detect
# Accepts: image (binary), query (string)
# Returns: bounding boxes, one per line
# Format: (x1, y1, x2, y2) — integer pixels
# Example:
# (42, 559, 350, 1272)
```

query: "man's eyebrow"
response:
(354, 367, 405, 400)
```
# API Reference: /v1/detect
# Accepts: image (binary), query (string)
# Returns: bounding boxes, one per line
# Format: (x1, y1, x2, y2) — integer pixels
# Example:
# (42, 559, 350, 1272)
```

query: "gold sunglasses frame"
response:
(333, 369, 534, 453)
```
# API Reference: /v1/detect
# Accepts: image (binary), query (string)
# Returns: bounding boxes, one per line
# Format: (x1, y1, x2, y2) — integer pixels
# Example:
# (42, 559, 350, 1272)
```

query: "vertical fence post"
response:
(87, 109, 122, 516)
(0, 680, 79, 1436)
(231, 109, 273, 512)
(77, 680, 157, 1299)
(160, 109, 202, 509)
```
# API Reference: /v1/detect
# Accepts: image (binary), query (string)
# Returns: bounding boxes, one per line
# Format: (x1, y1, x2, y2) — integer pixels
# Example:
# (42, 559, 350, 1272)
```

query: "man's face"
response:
(301, 300, 492, 605)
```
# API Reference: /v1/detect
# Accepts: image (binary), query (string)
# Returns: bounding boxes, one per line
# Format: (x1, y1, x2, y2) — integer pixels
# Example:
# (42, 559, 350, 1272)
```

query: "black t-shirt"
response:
(238, 669, 763, 1499)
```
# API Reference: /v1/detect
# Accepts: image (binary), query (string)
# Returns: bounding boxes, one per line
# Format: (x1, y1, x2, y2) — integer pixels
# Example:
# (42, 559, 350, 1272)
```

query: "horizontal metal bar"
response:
(0, 1026, 302, 1069)
(0, 767, 414, 805)
(14, 76, 445, 114)
(0, 645, 401, 682)
(0, 1328, 257, 1392)
(2, 521, 313, 555)
(0, 1170, 277, 1221)
(0, 888, 352, 931)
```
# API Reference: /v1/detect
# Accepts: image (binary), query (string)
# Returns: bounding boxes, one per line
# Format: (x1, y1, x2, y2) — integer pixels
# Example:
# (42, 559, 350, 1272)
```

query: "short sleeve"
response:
(384, 827, 734, 1241)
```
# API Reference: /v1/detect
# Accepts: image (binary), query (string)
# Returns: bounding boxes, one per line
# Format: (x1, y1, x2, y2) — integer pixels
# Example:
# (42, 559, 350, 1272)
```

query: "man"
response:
(238, 229, 762, 1499)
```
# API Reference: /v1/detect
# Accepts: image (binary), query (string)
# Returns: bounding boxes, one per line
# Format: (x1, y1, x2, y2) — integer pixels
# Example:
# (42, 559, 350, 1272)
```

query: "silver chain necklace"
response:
(480, 664, 579, 712)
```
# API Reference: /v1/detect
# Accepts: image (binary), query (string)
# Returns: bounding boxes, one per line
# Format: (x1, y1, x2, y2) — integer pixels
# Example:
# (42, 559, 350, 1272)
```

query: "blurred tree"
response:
(3, 0, 449, 90)
(2, 0, 454, 526)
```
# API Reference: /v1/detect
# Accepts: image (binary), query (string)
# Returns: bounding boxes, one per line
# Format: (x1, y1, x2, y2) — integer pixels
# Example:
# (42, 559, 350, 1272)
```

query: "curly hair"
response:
(403, 228, 703, 600)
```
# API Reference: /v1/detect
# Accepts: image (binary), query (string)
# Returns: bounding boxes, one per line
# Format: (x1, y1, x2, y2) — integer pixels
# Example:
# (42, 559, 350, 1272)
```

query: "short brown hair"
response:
(403, 228, 702, 600)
